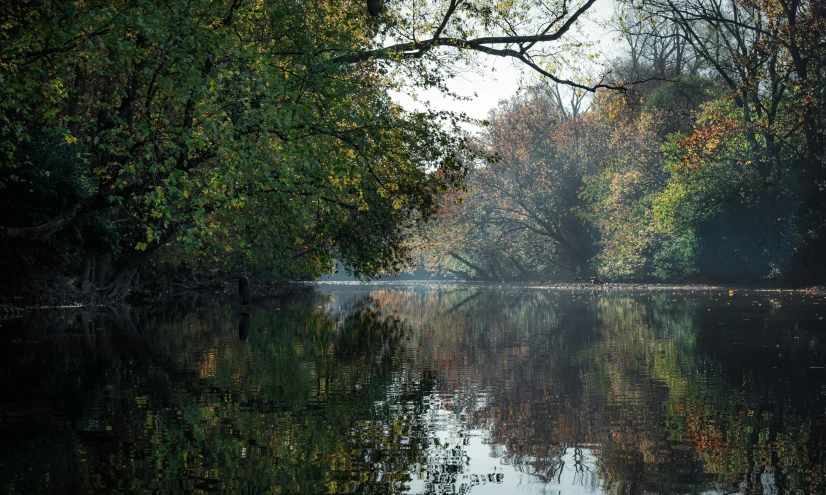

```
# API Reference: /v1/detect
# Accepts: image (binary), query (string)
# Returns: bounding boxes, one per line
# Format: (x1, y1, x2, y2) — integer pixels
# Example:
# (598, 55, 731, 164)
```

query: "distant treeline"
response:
(423, 0, 826, 284)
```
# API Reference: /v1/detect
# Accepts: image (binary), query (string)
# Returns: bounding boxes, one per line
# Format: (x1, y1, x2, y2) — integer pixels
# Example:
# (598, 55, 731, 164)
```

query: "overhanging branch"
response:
(331, 0, 625, 92)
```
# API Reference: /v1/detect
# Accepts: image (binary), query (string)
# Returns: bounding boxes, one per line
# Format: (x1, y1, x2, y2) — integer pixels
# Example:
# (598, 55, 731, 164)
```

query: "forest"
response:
(1, 0, 825, 303)
(422, 0, 826, 283)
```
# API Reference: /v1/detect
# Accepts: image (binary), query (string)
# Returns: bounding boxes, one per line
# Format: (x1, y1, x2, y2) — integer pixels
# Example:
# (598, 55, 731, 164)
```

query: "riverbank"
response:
(2, 274, 824, 313)
(315, 279, 826, 294)
(0, 271, 304, 312)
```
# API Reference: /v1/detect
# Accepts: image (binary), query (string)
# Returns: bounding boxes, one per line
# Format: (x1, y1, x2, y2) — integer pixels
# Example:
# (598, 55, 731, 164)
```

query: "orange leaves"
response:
(677, 113, 739, 171)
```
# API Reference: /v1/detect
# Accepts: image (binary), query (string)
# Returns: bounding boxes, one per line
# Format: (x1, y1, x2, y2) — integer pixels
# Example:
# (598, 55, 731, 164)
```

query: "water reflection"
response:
(239, 312, 251, 342)
(1, 284, 825, 493)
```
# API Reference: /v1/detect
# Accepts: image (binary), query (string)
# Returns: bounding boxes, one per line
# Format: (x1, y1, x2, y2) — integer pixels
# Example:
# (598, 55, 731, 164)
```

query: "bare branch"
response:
(331, 0, 615, 91)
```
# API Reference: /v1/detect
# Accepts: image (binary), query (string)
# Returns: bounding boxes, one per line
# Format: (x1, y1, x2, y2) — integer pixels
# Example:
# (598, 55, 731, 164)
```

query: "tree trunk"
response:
(509, 256, 531, 279)
(239, 276, 251, 305)
(101, 267, 138, 298)
(99, 226, 179, 298)
(95, 254, 112, 288)
(448, 251, 493, 280)
(77, 256, 95, 291)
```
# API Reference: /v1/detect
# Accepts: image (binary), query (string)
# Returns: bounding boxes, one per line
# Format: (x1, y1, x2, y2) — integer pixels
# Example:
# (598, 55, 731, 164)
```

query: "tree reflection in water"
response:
(361, 284, 826, 494)
(1, 284, 825, 493)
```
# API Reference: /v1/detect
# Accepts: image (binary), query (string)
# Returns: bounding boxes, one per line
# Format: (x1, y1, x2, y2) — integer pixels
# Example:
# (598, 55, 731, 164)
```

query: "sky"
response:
(395, 0, 618, 122)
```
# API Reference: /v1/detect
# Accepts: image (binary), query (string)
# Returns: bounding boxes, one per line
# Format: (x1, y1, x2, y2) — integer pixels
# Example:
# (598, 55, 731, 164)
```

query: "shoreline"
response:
(2, 279, 824, 314)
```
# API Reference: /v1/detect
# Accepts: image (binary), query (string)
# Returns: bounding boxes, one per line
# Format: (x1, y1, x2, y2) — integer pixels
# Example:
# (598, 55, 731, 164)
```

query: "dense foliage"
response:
(0, 0, 603, 299)
(2, 0, 823, 294)
(424, 0, 826, 283)
(0, 0, 482, 297)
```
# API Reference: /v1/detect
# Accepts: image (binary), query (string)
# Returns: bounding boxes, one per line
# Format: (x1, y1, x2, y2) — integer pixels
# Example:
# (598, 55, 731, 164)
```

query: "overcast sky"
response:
(395, 0, 618, 122)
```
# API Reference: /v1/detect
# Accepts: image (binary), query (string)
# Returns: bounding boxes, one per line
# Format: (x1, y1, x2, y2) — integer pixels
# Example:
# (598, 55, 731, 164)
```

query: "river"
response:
(1, 282, 825, 493)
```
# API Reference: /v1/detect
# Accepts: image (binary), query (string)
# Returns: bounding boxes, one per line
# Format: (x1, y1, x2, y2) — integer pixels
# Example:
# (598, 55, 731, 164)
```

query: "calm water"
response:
(2, 283, 826, 494)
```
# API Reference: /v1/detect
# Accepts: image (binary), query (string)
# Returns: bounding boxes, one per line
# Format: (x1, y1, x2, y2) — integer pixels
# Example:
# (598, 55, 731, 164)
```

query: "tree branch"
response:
(331, 0, 621, 92)
(0, 195, 110, 241)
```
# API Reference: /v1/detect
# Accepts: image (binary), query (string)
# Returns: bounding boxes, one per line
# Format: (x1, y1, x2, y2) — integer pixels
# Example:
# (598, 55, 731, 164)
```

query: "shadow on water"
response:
(1, 283, 826, 493)
(239, 312, 251, 342)
(0, 289, 436, 493)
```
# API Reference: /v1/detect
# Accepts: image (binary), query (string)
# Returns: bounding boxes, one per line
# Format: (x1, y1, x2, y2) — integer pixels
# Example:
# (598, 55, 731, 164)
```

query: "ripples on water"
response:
(1, 283, 826, 493)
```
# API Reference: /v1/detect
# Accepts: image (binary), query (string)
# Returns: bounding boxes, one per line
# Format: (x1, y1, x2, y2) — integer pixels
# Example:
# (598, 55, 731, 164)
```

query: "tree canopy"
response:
(0, 0, 605, 297)
(424, 0, 826, 283)
(2, 0, 824, 296)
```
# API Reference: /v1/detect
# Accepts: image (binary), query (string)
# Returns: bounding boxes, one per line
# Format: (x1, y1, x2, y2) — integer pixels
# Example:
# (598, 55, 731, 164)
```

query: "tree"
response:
(425, 85, 596, 280)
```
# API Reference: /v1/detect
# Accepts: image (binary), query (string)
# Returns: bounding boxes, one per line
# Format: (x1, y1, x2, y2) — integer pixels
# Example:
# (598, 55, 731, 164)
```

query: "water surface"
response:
(2, 283, 826, 493)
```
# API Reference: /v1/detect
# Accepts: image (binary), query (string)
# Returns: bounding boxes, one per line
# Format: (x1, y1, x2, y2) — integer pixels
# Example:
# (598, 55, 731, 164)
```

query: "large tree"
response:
(424, 85, 596, 280)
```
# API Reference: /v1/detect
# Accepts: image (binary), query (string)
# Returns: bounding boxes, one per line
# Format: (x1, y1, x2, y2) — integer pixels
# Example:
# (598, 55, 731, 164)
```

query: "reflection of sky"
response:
(324, 282, 610, 494)
(404, 393, 607, 495)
